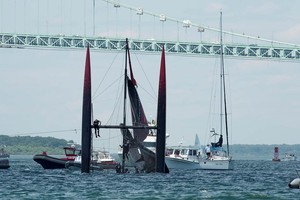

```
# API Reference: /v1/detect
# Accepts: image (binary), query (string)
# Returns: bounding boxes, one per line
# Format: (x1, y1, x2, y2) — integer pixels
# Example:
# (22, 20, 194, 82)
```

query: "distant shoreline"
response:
(1, 135, 299, 160)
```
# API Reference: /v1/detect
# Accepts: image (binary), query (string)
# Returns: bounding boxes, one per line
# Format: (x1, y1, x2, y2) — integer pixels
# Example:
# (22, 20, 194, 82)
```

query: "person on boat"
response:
(93, 119, 100, 138)
(205, 144, 211, 159)
(115, 163, 121, 173)
(217, 134, 223, 147)
(211, 134, 223, 148)
(135, 166, 139, 173)
(120, 140, 130, 160)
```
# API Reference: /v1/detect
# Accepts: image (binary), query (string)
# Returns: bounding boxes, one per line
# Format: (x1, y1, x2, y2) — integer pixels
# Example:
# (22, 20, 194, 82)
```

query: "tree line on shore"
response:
(0, 135, 75, 155)
(1, 135, 299, 160)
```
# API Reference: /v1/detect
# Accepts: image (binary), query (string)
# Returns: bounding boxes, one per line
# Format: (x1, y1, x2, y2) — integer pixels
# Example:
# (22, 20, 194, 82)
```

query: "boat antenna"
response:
(220, 11, 230, 157)
(121, 38, 129, 173)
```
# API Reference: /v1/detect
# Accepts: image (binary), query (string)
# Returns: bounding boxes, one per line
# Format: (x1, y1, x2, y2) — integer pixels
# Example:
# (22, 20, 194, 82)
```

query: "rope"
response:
(7, 129, 78, 136)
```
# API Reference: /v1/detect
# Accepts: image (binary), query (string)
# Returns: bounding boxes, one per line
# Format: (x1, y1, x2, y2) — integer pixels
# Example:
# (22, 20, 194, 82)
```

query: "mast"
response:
(121, 38, 129, 173)
(220, 11, 230, 157)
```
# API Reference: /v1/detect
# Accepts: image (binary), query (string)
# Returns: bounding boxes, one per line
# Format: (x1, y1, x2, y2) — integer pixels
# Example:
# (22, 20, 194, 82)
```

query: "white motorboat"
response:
(65, 150, 117, 170)
(165, 147, 201, 169)
(165, 134, 202, 169)
(282, 153, 297, 161)
(92, 150, 118, 169)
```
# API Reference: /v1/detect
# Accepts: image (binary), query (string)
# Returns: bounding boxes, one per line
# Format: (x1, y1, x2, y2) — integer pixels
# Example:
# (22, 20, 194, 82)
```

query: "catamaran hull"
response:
(199, 159, 233, 170)
(165, 157, 199, 170)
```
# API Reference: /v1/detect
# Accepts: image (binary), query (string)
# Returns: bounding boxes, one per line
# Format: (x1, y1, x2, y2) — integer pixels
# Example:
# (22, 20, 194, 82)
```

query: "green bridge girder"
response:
(1, 33, 300, 62)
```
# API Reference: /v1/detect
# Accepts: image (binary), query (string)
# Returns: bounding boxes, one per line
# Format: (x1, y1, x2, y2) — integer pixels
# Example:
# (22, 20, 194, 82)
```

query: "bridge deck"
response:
(1, 33, 300, 62)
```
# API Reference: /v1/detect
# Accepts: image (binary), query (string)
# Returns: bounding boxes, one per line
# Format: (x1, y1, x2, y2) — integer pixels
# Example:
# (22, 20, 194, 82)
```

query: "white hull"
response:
(199, 159, 233, 170)
(282, 158, 297, 161)
(165, 157, 199, 169)
(288, 178, 300, 189)
(282, 154, 297, 161)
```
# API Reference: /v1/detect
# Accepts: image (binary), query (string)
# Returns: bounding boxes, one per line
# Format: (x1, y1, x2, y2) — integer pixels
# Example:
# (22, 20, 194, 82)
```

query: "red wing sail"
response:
(127, 77, 148, 142)
(81, 46, 92, 173)
(156, 46, 168, 173)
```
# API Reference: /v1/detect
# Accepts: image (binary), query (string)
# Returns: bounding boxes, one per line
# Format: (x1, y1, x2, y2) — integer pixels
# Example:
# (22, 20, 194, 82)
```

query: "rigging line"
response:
(137, 84, 157, 102)
(103, 55, 125, 126)
(112, 66, 125, 125)
(153, 15, 156, 39)
(106, 1, 109, 37)
(92, 74, 123, 100)
(92, 51, 121, 98)
(94, 134, 120, 141)
(102, 0, 300, 47)
(105, 83, 123, 125)
(225, 59, 233, 144)
(132, 52, 157, 98)
(204, 57, 219, 144)
(8, 129, 78, 136)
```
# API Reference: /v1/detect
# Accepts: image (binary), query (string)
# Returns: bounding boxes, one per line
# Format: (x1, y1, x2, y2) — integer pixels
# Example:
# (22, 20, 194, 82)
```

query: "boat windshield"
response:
(166, 148, 173, 156)
(188, 149, 197, 156)
(181, 149, 187, 155)
(64, 147, 80, 156)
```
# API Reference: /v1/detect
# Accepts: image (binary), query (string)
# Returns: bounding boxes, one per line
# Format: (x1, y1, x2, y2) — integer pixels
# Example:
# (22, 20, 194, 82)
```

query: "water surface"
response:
(0, 156, 299, 199)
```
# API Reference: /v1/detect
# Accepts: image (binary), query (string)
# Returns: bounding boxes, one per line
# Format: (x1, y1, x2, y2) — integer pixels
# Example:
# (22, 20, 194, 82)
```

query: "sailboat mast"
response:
(220, 11, 230, 157)
(219, 12, 223, 138)
(121, 38, 129, 173)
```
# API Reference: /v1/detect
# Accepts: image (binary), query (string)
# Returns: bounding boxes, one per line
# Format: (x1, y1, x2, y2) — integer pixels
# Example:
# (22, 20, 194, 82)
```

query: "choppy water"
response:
(0, 156, 299, 199)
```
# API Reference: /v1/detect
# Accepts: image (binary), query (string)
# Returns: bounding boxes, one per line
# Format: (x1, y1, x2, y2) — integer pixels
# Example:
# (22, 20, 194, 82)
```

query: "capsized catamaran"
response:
(123, 77, 156, 172)
(199, 12, 233, 170)
(119, 40, 169, 173)
(80, 39, 169, 173)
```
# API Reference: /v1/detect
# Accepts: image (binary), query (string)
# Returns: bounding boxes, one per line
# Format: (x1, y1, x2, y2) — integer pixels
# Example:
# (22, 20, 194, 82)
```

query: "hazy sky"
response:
(1, 0, 300, 153)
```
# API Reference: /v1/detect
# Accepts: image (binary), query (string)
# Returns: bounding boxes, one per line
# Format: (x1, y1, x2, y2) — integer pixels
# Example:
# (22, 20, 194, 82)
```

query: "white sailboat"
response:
(199, 12, 233, 170)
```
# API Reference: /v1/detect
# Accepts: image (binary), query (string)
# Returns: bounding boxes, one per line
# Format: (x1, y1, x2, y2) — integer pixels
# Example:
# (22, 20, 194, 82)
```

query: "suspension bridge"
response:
(1, 0, 300, 62)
